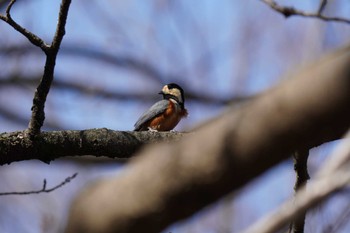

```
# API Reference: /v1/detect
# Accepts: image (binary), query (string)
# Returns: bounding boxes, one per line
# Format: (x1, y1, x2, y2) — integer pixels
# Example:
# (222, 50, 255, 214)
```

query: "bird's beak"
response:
(158, 91, 164, 95)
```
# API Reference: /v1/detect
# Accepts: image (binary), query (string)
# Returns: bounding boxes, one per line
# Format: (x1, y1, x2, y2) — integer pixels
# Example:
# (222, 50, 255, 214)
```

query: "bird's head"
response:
(159, 83, 185, 108)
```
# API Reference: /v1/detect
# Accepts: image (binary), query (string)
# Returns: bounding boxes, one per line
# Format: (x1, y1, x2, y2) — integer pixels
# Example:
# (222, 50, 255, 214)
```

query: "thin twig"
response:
(260, 0, 350, 24)
(0, 173, 77, 196)
(27, 0, 72, 138)
(0, 0, 72, 139)
(317, 0, 328, 15)
(241, 132, 350, 233)
(242, 171, 350, 233)
(0, 0, 49, 51)
(51, 0, 71, 51)
(289, 149, 310, 233)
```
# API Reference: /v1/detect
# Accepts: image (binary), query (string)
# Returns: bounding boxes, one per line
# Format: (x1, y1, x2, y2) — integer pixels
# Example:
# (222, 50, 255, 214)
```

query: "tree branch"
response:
(0, 0, 49, 51)
(51, 0, 70, 51)
(242, 133, 350, 233)
(0, 44, 165, 83)
(27, 0, 72, 137)
(289, 149, 310, 233)
(0, 72, 249, 107)
(0, 0, 72, 137)
(260, 0, 350, 24)
(0, 129, 187, 165)
(0, 173, 77, 195)
(64, 46, 350, 233)
(317, 0, 328, 15)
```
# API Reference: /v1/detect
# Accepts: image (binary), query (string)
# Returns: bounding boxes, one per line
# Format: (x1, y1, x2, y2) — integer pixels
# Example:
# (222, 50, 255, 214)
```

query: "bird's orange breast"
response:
(147, 101, 187, 131)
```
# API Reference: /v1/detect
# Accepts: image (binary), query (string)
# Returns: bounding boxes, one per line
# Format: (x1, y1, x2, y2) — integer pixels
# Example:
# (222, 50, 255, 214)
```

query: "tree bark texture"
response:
(0, 129, 186, 165)
(65, 46, 350, 233)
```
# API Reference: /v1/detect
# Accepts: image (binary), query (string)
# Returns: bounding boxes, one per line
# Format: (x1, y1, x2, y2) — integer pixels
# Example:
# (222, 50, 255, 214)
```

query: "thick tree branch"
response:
(65, 46, 350, 233)
(0, 173, 77, 195)
(260, 0, 350, 24)
(0, 129, 187, 165)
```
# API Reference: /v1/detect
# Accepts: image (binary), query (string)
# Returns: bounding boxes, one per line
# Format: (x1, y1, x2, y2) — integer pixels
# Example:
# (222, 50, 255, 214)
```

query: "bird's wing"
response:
(134, 99, 169, 130)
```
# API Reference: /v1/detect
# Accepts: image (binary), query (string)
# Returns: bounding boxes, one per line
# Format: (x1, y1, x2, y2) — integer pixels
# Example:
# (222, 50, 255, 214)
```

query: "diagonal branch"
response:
(317, 0, 328, 15)
(0, 173, 77, 196)
(64, 46, 350, 233)
(51, 0, 70, 52)
(0, 73, 240, 105)
(242, 133, 350, 233)
(0, 0, 49, 51)
(260, 0, 350, 24)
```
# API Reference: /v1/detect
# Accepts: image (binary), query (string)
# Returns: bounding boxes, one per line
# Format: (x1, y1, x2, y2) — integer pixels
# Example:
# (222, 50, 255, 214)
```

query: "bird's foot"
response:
(147, 127, 158, 132)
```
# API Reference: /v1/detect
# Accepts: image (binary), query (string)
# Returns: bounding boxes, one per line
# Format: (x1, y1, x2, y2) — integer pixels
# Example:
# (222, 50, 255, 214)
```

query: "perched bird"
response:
(134, 83, 188, 131)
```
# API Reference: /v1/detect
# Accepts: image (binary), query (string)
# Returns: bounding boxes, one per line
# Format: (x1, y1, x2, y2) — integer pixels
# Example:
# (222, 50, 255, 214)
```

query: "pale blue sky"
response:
(1, 0, 350, 232)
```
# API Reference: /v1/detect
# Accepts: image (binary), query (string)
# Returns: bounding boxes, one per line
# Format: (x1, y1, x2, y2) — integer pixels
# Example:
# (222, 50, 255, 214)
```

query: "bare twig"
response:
(51, 0, 70, 52)
(0, 73, 242, 105)
(0, 44, 164, 83)
(0, 173, 77, 196)
(318, 0, 328, 15)
(289, 149, 310, 233)
(293, 150, 310, 191)
(0, 0, 49, 51)
(260, 0, 350, 24)
(27, 0, 72, 137)
(242, 132, 350, 233)
(242, 170, 350, 233)
(0, 0, 72, 138)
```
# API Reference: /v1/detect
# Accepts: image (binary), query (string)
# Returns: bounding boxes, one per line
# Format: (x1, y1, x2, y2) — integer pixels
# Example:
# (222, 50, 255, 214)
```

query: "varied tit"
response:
(134, 83, 188, 131)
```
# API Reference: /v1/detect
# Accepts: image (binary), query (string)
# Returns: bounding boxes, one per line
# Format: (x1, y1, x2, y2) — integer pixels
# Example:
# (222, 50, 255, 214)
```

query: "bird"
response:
(134, 83, 188, 131)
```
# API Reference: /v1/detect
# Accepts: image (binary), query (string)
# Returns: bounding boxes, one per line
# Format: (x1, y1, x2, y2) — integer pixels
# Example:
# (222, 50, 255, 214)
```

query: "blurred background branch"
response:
(0, 173, 77, 195)
(243, 132, 350, 233)
(261, 0, 350, 24)
(65, 46, 350, 233)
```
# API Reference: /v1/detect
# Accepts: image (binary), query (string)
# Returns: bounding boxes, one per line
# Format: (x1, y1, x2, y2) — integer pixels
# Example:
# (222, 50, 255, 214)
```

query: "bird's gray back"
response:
(134, 99, 169, 130)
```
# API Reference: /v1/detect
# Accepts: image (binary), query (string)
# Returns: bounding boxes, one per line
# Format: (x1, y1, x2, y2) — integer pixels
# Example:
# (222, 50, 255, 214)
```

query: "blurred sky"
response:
(0, 0, 350, 232)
